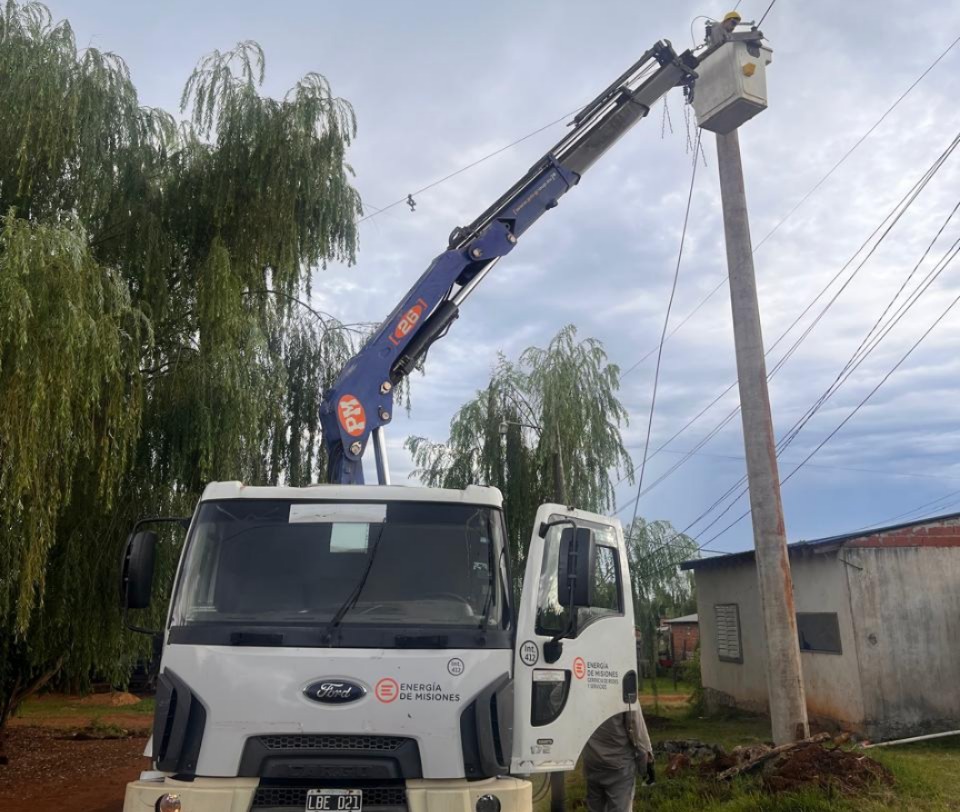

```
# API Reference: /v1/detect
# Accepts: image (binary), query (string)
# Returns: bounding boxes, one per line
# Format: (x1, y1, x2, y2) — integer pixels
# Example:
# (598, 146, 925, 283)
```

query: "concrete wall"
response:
(844, 543, 960, 739)
(791, 553, 864, 730)
(694, 563, 770, 715)
(694, 552, 865, 730)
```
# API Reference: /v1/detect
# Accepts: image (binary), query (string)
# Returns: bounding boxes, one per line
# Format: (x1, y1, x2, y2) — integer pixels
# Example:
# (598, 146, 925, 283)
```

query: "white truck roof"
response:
(200, 481, 504, 508)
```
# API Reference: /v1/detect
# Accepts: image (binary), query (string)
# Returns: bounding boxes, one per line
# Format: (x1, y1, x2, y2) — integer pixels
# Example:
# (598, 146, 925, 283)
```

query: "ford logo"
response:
(304, 679, 367, 704)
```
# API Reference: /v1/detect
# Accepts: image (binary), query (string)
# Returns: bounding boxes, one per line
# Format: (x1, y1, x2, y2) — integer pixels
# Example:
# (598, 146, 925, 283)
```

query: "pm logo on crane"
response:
(389, 298, 428, 346)
(337, 395, 367, 437)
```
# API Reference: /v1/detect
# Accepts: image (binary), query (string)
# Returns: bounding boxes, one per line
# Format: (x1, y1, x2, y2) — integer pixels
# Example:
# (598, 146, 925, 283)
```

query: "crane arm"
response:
(321, 40, 700, 484)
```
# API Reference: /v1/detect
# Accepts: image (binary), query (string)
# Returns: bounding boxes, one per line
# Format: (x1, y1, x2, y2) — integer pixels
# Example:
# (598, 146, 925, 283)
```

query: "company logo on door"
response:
(337, 395, 366, 437)
(304, 679, 367, 704)
(573, 657, 586, 680)
(374, 676, 460, 703)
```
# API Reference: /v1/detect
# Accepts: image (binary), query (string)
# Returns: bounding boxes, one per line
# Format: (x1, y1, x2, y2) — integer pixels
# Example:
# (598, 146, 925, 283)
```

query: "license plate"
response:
(305, 789, 362, 812)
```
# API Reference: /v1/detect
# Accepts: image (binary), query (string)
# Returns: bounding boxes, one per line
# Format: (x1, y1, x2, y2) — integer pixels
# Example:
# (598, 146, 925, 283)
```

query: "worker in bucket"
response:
(721, 10, 741, 33)
(582, 707, 654, 812)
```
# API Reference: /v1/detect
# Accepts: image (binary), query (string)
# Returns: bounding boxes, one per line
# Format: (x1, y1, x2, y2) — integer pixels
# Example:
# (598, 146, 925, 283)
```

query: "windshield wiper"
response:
(477, 547, 504, 633)
(322, 524, 387, 645)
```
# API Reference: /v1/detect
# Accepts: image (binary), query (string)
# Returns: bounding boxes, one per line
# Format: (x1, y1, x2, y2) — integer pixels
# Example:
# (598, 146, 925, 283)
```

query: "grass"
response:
(639, 676, 692, 696)
(16, 693, 155, 721)
(537, 708, 960, 812)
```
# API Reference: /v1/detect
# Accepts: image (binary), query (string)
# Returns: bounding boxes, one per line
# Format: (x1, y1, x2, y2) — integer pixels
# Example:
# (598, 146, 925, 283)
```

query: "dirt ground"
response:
(0, 727, 149, 812)
(0, 696, 152, 812)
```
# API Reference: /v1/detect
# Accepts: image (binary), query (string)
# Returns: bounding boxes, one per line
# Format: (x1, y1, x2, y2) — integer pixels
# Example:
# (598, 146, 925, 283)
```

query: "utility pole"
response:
(691, 14, 810, 745)
(715, 128, 809, 745)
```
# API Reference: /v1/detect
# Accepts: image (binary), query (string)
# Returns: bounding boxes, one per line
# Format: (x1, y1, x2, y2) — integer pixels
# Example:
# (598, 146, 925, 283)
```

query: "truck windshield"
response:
(169, 499, 509, 648)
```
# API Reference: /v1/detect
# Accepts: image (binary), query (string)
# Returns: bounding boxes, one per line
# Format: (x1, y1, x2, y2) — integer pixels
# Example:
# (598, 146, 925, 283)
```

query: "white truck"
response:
(121, 484, 639, 811)
(119, 24, 769, 812)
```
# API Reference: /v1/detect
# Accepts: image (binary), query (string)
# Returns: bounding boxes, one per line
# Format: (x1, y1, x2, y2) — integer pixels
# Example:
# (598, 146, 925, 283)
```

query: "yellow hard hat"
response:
(723, 11, 742, 23)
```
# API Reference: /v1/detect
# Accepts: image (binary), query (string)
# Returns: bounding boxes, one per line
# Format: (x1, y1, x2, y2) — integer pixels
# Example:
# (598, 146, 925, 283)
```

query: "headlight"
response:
(476, 794, 501, 812)
(157, 794, 182, 812)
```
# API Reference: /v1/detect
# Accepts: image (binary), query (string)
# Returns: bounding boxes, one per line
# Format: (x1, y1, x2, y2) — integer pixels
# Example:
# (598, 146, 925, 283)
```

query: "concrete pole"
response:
(715, 129, 810, 745)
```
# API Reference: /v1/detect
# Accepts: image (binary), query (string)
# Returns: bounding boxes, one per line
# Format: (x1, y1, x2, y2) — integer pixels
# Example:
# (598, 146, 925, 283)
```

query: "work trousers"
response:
(583, 762, 637, 812)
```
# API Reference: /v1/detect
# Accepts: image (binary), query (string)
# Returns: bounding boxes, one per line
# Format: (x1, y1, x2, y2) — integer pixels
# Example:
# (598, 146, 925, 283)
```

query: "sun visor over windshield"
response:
(288, 503, 387, 524)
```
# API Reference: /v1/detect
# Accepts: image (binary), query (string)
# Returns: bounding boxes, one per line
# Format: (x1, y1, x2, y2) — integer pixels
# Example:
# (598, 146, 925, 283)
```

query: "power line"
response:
(639, 447, 960, 482)
(680, 208, 960, 544)
(617, 31, 960, 382)
(848, 489, 960, 532)
(614, 126, 960, 513)
(358, 109, 581, 224)
(757, 0, 777, 27)
(627, 131, 702, 536)
(697, 253, 960, 548)
(618, 202, 960, 545)
(618, 29, 960, 572)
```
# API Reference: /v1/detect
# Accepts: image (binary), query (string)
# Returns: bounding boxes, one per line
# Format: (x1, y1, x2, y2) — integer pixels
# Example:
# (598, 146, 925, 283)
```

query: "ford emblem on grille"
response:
(304, 679, 367, 704)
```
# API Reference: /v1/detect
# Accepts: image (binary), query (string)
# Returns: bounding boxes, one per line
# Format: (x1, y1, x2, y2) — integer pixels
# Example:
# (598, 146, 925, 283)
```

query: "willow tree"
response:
(625, 517, 698, 695)
(406, 325, 633, 570)
(0, 0, 362, 731)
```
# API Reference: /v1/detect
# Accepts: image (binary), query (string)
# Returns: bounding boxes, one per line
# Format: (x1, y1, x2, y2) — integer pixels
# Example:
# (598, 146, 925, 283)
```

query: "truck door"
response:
(511, 504, 639, 774)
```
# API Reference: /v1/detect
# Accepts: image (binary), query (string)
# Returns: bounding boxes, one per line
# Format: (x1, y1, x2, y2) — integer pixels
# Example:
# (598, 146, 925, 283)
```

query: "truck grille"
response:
(252, 784, 406, 810)
(260, 735, 408, 752)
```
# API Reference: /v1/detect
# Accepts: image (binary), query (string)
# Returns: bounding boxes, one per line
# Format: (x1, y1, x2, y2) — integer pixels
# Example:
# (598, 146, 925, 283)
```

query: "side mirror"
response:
(558, 526, 595, 609)
(121, 530, 158, 610)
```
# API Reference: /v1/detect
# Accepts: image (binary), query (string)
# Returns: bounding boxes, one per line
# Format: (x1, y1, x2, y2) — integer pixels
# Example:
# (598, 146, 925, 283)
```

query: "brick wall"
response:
(669, 622, 700, 661)
(847, 516, 960, 548)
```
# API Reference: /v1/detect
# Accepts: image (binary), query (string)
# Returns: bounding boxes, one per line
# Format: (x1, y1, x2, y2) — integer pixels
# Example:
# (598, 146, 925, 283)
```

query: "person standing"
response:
(582, 708, 654, 812)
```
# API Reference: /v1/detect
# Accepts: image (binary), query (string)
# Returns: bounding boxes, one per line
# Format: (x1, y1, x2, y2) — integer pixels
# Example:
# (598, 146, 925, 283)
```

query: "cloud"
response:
(49, 0, 960, 550)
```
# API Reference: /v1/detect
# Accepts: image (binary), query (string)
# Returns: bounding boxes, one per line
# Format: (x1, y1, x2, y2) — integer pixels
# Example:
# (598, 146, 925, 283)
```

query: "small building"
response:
(663, 614, 700, 663)
(681, 512, 960, 740)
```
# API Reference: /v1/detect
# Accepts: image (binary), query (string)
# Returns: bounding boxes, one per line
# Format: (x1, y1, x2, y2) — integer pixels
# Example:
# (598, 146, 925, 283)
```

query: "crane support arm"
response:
(321, 40, 699, 484)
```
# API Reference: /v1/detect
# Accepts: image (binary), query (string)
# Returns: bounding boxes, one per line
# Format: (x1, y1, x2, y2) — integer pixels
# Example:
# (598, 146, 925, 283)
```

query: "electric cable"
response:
(694, 217, 960, 540)
(614, 127, 960, 513)
(618, 32, 960, 382)
(358, 109, 582, 224)
(629, 250, 960, 574)
(617, 187, 960, 562)
(640, 446, 960, 482)
(678, 220, 960, 544)
(848, 489, 960, 532)
(627, 131, 702, 540)
(696, 248, 960, 548)
(757, 0, 777, 27)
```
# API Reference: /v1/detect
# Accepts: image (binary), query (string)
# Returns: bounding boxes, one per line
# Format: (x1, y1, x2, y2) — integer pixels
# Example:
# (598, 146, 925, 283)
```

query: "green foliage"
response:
(540, 711, 960, 812)
(406, 324, 632, 569)
(685, 645, 706, 715)
(625, 516, 699, 679)
(0, 1, 362, 726)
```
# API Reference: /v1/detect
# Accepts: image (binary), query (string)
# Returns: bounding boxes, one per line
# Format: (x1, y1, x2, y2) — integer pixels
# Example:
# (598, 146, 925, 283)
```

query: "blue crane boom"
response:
(321, 39, 701, 484)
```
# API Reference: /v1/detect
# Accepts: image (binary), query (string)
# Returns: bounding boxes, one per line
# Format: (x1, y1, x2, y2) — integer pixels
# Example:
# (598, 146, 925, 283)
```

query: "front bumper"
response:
(123, 775, 532, 812)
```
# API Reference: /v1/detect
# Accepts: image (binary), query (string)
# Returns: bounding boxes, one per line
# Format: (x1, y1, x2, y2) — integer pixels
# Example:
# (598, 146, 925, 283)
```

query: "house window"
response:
(714, 603, 742, 663)
(797, 612, 842, 654)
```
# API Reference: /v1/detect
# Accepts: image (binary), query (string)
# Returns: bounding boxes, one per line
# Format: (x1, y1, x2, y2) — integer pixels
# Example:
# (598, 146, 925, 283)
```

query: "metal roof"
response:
(663, 613, 698, 624)
(680, 510, 960, 572)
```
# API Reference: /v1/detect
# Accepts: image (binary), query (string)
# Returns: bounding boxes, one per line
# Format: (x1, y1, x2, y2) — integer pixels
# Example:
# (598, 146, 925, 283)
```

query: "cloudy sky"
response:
(48, 0, 960, 554)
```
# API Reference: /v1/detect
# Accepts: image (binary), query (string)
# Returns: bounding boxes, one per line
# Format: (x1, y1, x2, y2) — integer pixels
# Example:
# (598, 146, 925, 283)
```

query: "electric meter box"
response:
(692, 39, 773, 134)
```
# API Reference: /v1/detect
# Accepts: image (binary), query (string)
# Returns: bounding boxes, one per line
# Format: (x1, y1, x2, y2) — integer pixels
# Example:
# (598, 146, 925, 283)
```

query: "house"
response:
(663, 614, 699, 663)
(681, 512, 960, 740)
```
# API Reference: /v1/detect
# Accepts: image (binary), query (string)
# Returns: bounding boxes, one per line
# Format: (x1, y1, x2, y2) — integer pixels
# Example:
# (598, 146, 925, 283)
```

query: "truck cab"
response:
(121, 482, 641, 812)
